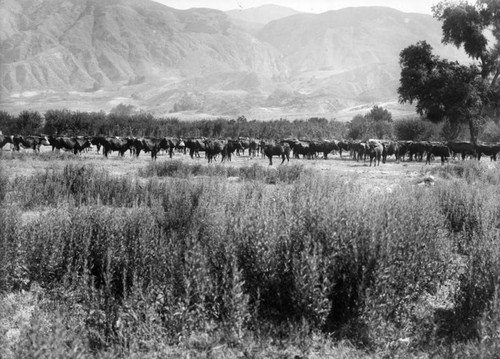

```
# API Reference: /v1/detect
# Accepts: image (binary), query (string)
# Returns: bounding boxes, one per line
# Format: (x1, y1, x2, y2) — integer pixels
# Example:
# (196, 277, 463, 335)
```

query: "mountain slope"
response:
(256, 7, 469, 103)
(0, 1, 470, 119)
(0, 0, 285, 94)
(226, 4, 302, 25)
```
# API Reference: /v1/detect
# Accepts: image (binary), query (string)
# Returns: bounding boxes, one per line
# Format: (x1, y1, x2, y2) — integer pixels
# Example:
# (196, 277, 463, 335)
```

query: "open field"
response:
(0, 144, 440, 185)
(2, 147, 500, 358)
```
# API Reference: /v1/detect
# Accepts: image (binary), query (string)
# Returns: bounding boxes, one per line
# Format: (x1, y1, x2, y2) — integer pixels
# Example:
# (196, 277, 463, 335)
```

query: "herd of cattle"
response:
(1, 133, 500, 166)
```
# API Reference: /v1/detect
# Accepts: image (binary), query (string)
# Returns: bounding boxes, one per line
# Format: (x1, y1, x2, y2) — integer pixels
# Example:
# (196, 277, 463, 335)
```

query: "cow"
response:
(159, 137, 178, 159)
(185, 138, 206, 159)
(338, 140, 352, 158)
(58, 137, 92, 154)
(126, 137, 145, 157)
(396, 141, 412, 161)
(204, 139, 225, 163)
(92, 136, 133, 157)
(141, 137, 162, 160)
(281, 138, 309, 159)
(13, 135, 49, 152)
(310, 140, 340, 159)
(261, 141, 290, 165)
(447, 141, 476, 160)
(408, 141, 428, 162)
(235, 137, 250, 156)
(222, 140, 244, 162)
(476, 143, 500, 161)
(426, 143, 451, 164)
(367, 140, 384, 167)
(382, 140, 400, 163)
(248, 138, 260, 157)
(352, 141, 367, 162)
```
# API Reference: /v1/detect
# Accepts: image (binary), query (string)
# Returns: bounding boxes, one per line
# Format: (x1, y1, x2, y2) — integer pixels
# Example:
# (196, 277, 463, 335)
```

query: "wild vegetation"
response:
(2, 153, 500, 357)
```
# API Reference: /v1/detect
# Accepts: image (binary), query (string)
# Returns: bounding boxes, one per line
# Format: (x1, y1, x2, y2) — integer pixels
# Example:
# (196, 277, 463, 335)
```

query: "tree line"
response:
(1, 106, 499, 143)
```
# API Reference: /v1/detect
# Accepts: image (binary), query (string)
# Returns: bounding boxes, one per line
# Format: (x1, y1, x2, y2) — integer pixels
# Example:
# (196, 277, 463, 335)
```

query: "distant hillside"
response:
(226, 4, 302, 25)
(256, 6, 469, 103)
(0, 1, 470, 120)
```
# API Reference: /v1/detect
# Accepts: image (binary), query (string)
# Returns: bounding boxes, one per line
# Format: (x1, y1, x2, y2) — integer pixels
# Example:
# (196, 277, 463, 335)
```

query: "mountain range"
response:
(0, 0, 469, 120)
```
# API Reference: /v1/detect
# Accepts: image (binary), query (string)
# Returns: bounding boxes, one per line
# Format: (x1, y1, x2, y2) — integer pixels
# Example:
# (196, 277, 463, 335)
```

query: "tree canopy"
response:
(398, 0, 500, 143)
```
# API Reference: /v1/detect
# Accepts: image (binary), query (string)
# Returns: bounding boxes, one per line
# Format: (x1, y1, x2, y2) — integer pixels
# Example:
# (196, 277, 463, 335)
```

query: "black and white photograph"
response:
(1, 0, 499, 357)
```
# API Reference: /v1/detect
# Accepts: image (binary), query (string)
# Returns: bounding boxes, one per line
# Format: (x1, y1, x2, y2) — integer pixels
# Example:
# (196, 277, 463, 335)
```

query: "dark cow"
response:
(338, 140, 352, 158)
(57, 137, 92, 154)
(236, 137, 250, 156)
(185, 138, 206, 159)
(310, 140, 340, 159)
(204, 139, 225, 163)
(141, 138, 162, 160)
(447, 141, 476, 160)
(396, 141, 412, 161)
(92, 136, 133, 157)
(408, 141, 428, 162)
(382, 141, 400, 163)
(262, 141, 290, 165)
(352, 141, 367, 162)
(248, 139, 260, 157)
(476, 143, 500, 161)
(426, 143, 450, 164)
(281, 138, 308, 159)
(222, 140, 244, 162)
(367, 140, 384, 167)
(127, 137, 145, 157)
(159, 137, 178, 159)
(13, 135, 49, 152)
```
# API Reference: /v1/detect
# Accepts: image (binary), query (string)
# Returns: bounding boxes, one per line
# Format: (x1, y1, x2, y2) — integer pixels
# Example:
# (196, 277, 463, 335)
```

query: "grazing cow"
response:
(204, 139, 225, 163)
(447, 141, 476, 160)
(262, 141, 290, 165)
(367, 140, 384, 166)
(476, 143, 500, 161)
(426, 143, 450, 164)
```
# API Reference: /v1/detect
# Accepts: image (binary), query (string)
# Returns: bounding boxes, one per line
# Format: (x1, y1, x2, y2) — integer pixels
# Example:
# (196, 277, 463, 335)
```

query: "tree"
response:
(366, 105, 393, 122)
(398, 0, 500, 144)
(16, 110, 44, 135)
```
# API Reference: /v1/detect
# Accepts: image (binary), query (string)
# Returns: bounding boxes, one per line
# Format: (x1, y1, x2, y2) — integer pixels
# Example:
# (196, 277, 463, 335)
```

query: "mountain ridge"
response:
(0, 0, 468, 120)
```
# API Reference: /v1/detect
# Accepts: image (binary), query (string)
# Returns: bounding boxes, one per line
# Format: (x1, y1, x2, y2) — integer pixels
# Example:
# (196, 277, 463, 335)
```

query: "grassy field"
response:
(2, 147, 500, 358)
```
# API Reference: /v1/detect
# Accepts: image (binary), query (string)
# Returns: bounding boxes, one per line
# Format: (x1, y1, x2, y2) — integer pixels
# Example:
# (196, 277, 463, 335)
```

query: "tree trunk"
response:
(468, 117, 479, 145)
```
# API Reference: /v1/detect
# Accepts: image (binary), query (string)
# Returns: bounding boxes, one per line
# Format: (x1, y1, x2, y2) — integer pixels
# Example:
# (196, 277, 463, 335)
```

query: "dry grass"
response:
(2, 149, 500, 357)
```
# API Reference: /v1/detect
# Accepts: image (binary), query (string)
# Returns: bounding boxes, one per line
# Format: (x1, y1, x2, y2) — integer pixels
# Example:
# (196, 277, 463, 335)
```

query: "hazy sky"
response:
(152, 0, 440, 15)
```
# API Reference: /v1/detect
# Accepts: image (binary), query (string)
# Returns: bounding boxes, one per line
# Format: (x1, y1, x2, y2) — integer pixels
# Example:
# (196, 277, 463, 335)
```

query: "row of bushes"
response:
(2, 162, 500, 356)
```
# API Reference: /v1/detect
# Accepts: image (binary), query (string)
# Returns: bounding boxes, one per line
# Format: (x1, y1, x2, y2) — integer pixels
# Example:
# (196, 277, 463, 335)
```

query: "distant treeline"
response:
(1, 108, 499, 142)
(0, 109, 348, 140)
